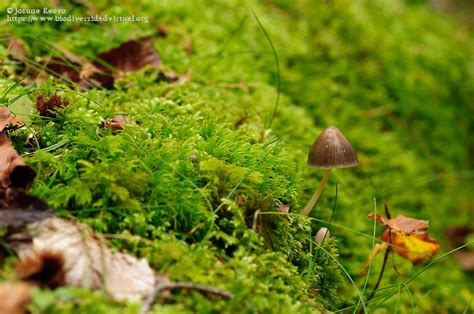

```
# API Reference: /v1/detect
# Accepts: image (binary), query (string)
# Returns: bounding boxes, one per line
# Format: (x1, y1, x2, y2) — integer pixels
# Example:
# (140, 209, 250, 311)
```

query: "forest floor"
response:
(0, 1, 473, 313)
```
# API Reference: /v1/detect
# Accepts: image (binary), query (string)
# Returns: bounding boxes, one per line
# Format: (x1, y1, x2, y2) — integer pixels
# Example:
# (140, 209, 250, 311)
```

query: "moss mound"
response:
(0, 0, 473, 312)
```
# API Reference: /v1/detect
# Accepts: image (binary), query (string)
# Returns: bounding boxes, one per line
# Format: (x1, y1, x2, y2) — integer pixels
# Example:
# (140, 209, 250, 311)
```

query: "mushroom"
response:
(314, 227, 330, 244)
(301, 126, 358, 216)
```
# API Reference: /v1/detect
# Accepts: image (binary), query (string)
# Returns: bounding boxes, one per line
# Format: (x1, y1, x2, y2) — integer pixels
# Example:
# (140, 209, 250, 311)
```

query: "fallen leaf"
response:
(39, 52, 98, 89)
(159, 69, 191, 85)
(452, 251, 474, 271)
(0, 192, 52, 228)
(444, 226, 472, 247)
(79, 62, 101, 80)
(9, 217, 157, 302)
(381, 229, 440, 265)
(444, 226, 474, 271)
(35, 94, 69, 117)
(91, 37, 160, 88)
(368, 213, 429, 234)
(366, 209, 440, 267)
(158, 24, 169, 37)
(7, 37, 27, 60)
(40, 56, 83, 85)
(0, 133, 36, 189)
(0, 281, 34, 314)
(278, 204, 290, 213)
(0, 107, 24, 132)
(360, 242, 388, 276)
(32, 38, 161, 89)
(15, 250, 65, 288)
(105, 114, 128, 131)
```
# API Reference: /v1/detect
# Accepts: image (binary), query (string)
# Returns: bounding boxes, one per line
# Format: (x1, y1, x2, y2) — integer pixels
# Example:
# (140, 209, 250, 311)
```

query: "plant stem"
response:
(301, 169, 332, 216)
(360, 204, 393, 312)
(141, 280, 233, 314)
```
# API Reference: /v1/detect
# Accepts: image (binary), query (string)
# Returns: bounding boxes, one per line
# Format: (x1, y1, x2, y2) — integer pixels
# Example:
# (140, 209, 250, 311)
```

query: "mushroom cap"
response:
(307, 126, 358, 169)
(314, 227, 330, 244)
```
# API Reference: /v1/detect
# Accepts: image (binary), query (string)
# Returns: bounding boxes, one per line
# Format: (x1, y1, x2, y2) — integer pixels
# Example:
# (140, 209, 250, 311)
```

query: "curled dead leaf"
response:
(39, 56, 84, 85)
(381, 229, 440, 265)
(278, 204, 290, 213)
(105, 115, 129, 131)
(0, 107, 24, 132)
(0, 187, 52, 229)
(31, 37, 161, 89)
(0, 281, 34, 314)
(91, 37, 160, 88)
(7, 37, 27, 60)
(15, 250, 65, 288)
(452, 251, 474, 271)
(9, 217, 156, 302)
(158, 25, 169, 37)
(368, 213, 429, 234)
(444, 226, 474, 271)
(365, 210, 440, 267)
(0, 133, 36, 189)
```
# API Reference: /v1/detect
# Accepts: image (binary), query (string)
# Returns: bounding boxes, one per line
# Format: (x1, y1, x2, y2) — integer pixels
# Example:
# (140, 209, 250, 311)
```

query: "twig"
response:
(140, 280, 233, 314)
(359, 204, 392, 313)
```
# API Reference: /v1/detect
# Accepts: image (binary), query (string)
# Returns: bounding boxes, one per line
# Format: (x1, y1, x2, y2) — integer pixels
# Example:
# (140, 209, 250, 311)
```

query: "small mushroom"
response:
(314, 227, 330, 244)
(301, 126, 358, 216)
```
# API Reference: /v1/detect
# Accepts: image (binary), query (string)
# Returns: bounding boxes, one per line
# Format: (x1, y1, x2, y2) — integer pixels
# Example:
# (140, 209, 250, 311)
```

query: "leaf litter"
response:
(361, 210, 440, 275)
(0, 108, 24, 132)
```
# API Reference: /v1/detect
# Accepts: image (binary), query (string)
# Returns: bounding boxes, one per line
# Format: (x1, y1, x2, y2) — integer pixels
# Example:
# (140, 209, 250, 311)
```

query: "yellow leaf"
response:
(360, 242, 388, 276)
(382, 230, 440, 265)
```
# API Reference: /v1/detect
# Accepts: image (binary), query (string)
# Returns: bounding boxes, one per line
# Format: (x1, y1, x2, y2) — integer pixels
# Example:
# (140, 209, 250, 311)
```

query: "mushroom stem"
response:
(301, 169, 332, 216)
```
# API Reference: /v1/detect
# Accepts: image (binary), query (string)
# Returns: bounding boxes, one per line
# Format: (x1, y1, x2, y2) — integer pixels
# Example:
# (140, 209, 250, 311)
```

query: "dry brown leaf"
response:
(105, 115, 128, 131)
(452, 251, 474, 271)
(368, 213, 429, 234)
(15, 250, 65, 288)
(7, 37, 27, 60)
(444, 226, 474, 271)
(0, 281, 34, 314)
(278, 204, 290, 213)
(34, 38, 161, 89)
(39, 56, 84, 85)
(0, 107, 24, 132)
(10, 217, 156, 301)
(0, 133, 36, 189)
(38, 51, 99, 89)
(159, 69, 192, 85)
(158, 25, 169, 37)
(0, 190, 52, 228)
(91, 37, 160, 88)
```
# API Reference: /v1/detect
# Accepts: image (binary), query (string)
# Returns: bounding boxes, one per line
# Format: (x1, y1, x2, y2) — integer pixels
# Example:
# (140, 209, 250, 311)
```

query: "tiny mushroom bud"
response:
(314, 227, 330, 244)
(301, 126, 358, 216)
